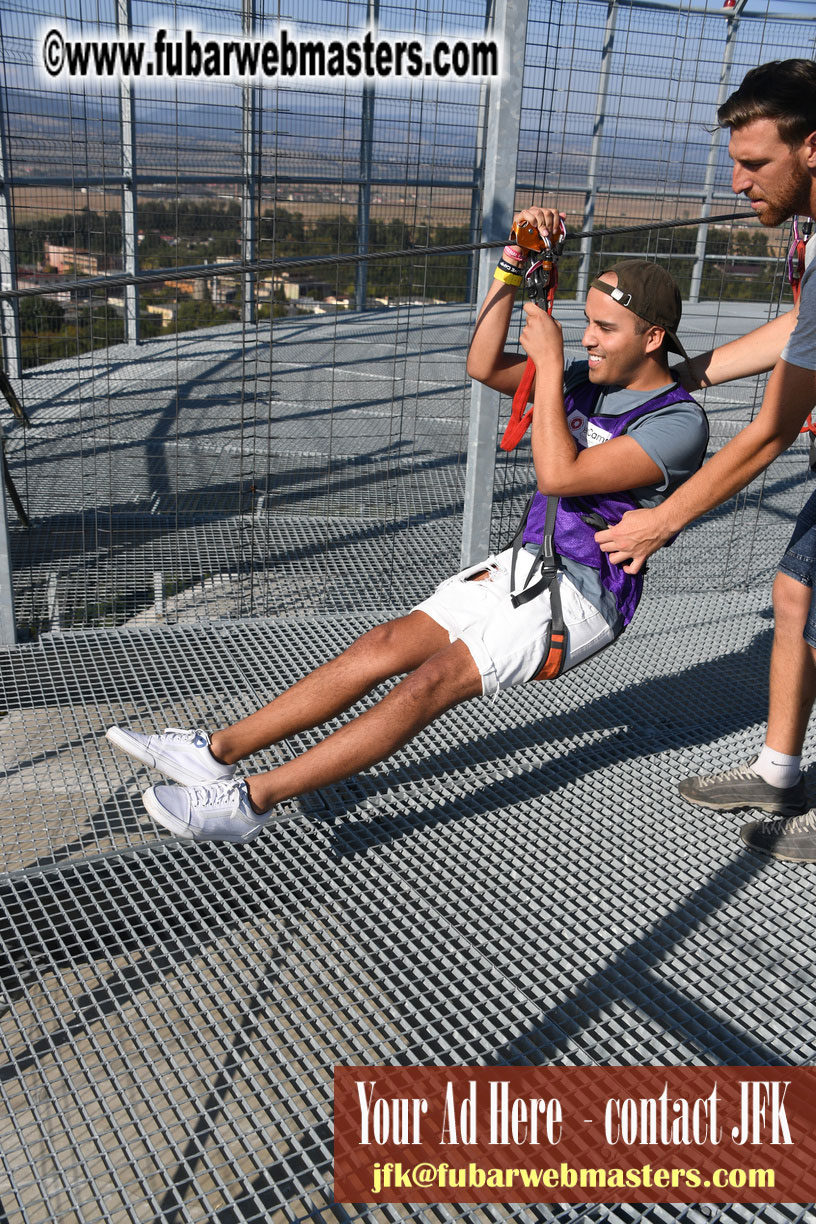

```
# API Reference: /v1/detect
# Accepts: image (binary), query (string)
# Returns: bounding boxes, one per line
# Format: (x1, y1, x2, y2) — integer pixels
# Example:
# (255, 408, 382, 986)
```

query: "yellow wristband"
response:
(494, 266, 523, 287)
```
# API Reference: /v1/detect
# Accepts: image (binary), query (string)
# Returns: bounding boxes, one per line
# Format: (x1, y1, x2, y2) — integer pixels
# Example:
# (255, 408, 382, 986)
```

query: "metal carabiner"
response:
(499, 217, 569, 452)
(510, 217, 567, 311)
(527, 219, 567, 311)
(524, 253, 555, 310)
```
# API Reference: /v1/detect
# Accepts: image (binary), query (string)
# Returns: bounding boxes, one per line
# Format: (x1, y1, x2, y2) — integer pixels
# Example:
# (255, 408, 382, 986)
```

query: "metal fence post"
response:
(0, 78, 20, 380)
(460, 0, 529, 567)
(355, 84, 374, 312)
(0, 52, 19, 642)
(355, 0, 379, 313)
(467, 79, 488, 305)
(688, 1, 745, 303)
(576, 0, 618, 300)
(242, 0, 259, 325)
(118, 0, 139, 343)
(0, 437, 16, 645)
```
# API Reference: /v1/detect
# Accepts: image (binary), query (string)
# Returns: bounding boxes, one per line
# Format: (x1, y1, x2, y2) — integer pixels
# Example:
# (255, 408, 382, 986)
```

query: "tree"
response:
(19, 297, 65, 332)
(76, 303, 125, 343)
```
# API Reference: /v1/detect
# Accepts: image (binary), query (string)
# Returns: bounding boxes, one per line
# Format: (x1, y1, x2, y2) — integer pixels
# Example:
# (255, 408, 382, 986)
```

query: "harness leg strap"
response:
(530, 577, 566, 681)
(509, 493, 568, 681)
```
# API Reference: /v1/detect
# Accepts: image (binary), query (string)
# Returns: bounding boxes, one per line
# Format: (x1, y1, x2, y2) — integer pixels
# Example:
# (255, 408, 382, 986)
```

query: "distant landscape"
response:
(7, 83, 794, 369)
(13, 195, 788, 371)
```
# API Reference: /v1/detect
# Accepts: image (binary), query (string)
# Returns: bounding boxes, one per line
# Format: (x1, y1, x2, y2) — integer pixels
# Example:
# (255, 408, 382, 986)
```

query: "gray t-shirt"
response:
(781, 235, 816, 370)
(528, 359, 709, 633)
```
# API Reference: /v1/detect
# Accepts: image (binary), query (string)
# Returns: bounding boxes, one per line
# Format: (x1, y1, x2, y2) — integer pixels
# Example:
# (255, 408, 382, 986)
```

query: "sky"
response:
(3, 1, 816, 207)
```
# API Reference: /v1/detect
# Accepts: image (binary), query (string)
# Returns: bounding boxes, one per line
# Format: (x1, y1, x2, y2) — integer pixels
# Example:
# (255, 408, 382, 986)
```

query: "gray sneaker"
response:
(106, 726, 235, 787)
(678, 758, 806, 817)
(741, 809, 816, 862)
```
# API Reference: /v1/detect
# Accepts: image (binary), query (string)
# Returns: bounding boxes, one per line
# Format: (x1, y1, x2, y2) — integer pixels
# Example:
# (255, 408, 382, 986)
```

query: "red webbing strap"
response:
(499, 266, 558, 452)
(532, 622, 567, 680)
(792, 238, 806, 306)
(500, 357, 536, 451)
(528, 564, 567, 682)
(533, 627, 567, 681)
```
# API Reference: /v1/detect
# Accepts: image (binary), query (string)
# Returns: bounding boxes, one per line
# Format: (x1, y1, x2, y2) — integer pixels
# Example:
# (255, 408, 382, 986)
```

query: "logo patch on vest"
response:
(568, 413, 612, 448)
(586, 420, 613, 448)
(568, 413, 587, 444)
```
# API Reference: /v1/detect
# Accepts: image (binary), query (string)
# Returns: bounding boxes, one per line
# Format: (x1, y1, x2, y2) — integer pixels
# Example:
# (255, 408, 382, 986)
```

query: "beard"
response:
(751, 162, 812, 227)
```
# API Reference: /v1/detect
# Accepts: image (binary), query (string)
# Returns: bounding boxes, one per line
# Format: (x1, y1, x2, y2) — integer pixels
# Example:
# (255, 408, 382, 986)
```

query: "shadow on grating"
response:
(9, 450, 813, 634)
(8, 306, 812, 639)
(0, 835, 806, 1224)
(2, 311, 815, 1221)
(0, 589, 815, 1221)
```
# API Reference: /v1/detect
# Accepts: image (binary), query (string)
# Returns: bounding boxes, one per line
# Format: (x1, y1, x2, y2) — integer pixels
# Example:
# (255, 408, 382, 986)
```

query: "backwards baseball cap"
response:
(589, 260, 689, 362)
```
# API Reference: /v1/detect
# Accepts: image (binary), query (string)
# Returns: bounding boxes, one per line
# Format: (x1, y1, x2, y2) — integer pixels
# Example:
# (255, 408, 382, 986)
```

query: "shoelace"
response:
(187, 780, 243, 809)
(162, 727, 208, 745)
(759, 809, 816, 838)
(697, 761, 759, 788)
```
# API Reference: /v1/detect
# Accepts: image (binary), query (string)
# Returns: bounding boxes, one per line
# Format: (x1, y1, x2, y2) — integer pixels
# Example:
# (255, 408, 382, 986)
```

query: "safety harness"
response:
(505, 380, 704, 682)
(508, 491, 567, 680)
(499, 217, 567, 452)
(789, 215, 812, 303)
(790, 216, 816, 467)
(495, 217, 569, 677)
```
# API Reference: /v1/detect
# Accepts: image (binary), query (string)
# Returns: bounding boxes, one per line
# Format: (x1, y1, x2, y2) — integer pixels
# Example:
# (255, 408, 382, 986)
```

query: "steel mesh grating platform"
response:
(3, 307, 816, 1220)
(2, 589, 816, 1222)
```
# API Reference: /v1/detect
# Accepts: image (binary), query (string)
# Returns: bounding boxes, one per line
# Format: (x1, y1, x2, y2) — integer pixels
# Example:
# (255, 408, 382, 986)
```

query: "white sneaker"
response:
(143, 780, 268, 844)
(106, 726, 235, 786)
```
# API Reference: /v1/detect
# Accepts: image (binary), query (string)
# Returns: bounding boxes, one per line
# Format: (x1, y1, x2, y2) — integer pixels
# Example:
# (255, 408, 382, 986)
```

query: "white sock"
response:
(753, 745, 802, 790)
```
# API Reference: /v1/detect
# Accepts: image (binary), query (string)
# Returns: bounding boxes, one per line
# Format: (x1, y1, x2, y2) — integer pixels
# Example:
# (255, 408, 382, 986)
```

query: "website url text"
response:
(40, 27, 501, 84)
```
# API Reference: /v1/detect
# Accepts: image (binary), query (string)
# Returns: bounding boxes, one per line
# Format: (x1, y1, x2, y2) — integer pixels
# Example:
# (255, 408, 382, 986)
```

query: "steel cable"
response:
(0, 210, 756, 300)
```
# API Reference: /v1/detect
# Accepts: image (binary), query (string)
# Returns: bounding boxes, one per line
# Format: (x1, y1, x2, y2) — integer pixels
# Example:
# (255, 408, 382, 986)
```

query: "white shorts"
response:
(414, 545, 618, 696)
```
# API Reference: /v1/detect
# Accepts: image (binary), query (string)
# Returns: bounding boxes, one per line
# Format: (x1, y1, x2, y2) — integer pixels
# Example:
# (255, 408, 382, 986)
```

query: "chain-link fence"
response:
(1, 0, 815, 640)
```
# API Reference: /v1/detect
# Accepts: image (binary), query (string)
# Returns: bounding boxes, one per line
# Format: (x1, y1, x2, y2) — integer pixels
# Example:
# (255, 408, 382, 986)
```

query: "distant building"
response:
(145, 303, 176, 324)
(711, 260, 767, 282)
(164, 279, 207, 300)
(44, 244, 99, 275)
(210, 277, 238, 305)
(272, 273, 330, 302)
(376, 295, 448, 308)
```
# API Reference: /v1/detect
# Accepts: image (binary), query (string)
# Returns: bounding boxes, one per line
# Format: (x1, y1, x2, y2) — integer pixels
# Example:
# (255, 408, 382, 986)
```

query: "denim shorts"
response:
(779, 488, 816, 646)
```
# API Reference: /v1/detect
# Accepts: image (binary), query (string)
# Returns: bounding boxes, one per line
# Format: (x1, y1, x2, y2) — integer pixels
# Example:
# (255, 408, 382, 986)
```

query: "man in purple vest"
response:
(105, 227, 708, 843)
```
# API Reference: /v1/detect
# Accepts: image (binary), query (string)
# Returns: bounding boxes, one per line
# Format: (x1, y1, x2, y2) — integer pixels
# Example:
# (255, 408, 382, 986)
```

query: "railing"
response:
(0, 204, 799, 647)
(2, 0, 814, 643)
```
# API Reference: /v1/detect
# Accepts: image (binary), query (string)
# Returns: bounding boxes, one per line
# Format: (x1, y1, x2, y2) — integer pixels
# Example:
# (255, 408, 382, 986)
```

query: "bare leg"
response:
(244, 637, 483, 810)
(766, 572, 816, 756)
(211, 610, 452, 764)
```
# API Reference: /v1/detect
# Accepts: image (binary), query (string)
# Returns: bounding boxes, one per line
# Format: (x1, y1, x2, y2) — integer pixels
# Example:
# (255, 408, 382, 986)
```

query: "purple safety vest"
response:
(522, 378, 703, 627)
